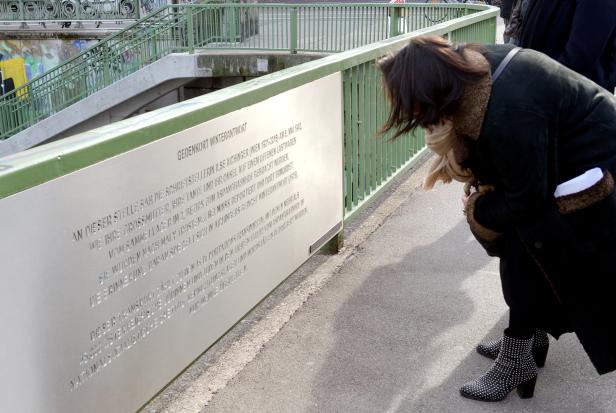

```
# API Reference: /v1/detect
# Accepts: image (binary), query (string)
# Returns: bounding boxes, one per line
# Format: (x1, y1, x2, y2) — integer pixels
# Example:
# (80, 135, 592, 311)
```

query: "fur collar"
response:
(453, 51, 492, 141)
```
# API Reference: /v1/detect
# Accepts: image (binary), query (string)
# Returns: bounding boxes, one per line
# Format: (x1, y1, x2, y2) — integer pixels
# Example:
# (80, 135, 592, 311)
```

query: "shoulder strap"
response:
(492, 47, 521, 82)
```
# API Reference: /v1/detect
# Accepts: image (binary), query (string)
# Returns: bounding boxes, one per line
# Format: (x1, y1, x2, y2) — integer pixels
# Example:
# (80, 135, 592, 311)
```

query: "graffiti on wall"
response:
(0, 39, 97, 93)
(0, 58, 26, 95)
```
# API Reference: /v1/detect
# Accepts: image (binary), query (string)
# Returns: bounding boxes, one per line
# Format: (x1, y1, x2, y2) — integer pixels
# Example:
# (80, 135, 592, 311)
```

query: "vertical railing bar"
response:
(335, 5, 338, 51)
(186, 6, 194, 54)
(369, 7, 373, 44)
(347, 5, 351, 50)
(378, 73, 385, 182)
(375, 62, 382, 187)
(365, 60, 372, 192)
(317, 6, 327, 52)
(332, 6, 336, 52)
(367, 7, 371, 44)
(358, 63, 365, 200)
(316, 6, 320, 52)
(306, 6, 310, 51)
(359, 6, 363, 46)
(343, 69, 353, 212)
(325, 6, 329, 52)
(370, 62, 378, 191)
(273, 5, 277, 49)
(265, 5, 269, 49)
(290, 6, 297, 54)
(365, 62, 373, 193)
(329, 6, 333, 51)
(295, 6, 299, 51)
(307, 5, 310, 51)
(369, 7, 372, 44)
(351, 66, 359, 206)
(262, 6, 274, 49)
(316, 6, 320, 51)
(306, 7, 314, 50)
(350, 5, 355, 48)
(337, 7, 341, 51)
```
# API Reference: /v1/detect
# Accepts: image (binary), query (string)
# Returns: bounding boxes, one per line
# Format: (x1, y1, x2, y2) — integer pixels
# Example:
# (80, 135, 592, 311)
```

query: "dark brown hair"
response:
(379, 35, 489, 139)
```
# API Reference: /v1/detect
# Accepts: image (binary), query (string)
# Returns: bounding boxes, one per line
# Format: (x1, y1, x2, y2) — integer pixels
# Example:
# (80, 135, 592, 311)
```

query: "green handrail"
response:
(0, 3, 485, 141)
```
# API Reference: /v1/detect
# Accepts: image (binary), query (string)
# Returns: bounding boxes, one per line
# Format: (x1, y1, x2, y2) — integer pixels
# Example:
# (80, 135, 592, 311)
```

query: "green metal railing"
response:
(0, 0, 141, 21)
(0, 3, 484, 141)
(0, 4, 498, 222)
(343, 60, 426, 216)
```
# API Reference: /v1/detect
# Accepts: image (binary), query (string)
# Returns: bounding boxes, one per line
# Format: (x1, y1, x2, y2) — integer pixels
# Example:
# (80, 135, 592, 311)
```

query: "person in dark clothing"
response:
(498, 0, 516, 42)
(520, 0, 616, 91)
(378, 35, 616, 402)
(498, 0, 515, 21)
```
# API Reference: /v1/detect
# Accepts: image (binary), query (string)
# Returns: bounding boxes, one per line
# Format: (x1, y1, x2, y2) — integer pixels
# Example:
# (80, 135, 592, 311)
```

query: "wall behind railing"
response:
(0, 38, 98, 88)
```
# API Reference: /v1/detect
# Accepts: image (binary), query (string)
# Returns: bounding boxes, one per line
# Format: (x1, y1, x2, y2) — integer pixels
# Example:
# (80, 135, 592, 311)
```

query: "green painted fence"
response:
(0, 3, 488, 141)
(0, 4, 497, 225)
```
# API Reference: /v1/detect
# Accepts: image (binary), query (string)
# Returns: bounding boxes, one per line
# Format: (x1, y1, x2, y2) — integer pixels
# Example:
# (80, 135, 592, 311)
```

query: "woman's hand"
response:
(462, 182, 476, 214)
(462, 182, 495, 214)
(462, 192, 470, 215)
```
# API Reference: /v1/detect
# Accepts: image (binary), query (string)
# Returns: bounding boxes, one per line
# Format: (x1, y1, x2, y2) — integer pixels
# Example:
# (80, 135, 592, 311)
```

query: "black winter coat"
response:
(466, 44, 616, 375)
(499, 0, 515, 19)
(519, 0, 616, 91)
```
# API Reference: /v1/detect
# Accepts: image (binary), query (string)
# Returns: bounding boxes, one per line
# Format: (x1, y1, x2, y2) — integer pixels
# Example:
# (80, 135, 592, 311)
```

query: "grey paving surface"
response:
(147, 15, 615, 413)
(199, 170, 616, 413)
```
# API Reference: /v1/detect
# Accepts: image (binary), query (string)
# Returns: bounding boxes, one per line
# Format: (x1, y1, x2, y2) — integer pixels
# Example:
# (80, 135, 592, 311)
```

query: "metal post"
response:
(102, 45, 110, 85)
(186, 6, 195, 53)
(321, 232, 344, 255)
(388, 6, 400, 38)
(152, 32, 158, 60)
(228, 6, 238, 42)
(290, 7, 298, 54)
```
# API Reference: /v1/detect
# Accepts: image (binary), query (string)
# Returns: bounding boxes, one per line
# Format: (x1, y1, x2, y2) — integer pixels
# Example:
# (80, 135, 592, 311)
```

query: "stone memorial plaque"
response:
(0, 73, 343, 413)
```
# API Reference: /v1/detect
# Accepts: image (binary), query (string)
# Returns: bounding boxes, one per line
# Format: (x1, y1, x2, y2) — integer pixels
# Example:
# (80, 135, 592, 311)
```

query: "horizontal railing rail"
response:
(0, 0, 141, 21)
(0, 3, 488, 141)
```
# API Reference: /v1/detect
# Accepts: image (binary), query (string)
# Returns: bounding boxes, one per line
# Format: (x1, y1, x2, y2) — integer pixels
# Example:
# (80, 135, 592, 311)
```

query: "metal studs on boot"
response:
(461, 332, 538, 402)
(530, 329, 549, 368)
(476, 337, 501, 360)
(476, 329, 549, 367)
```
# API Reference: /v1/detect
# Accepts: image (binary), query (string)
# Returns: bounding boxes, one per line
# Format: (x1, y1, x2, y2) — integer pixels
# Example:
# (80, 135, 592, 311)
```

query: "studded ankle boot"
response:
(476, 329, 549, 367)
(461, 332, 538, 402)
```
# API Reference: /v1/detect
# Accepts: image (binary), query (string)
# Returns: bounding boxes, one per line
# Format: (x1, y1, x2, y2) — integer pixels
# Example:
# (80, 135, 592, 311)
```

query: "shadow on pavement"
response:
(308, 220, 496, 412)
(309, 214, 616, 413)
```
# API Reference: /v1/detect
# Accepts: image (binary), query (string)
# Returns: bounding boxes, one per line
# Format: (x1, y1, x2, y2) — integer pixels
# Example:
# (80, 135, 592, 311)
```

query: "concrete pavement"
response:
(142, 16, 616, 413)
(144, 155, 616, 413)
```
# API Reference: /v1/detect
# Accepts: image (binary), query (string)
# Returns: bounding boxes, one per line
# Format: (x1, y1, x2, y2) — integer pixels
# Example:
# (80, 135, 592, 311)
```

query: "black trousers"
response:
(498, 232, 566, 339)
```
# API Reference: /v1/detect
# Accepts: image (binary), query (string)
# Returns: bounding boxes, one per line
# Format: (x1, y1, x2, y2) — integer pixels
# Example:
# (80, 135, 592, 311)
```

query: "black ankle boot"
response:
(461, 332, 538, 402)
(476, 329, 549, 367)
